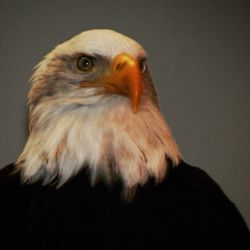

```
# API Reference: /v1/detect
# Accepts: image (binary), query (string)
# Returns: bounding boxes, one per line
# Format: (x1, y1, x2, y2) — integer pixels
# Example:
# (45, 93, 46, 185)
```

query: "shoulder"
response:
(0, 163, 21, 189)
(160, 161, 250, 245)
(160, 161, 242, 213)
(167, 161, 225, 192)
(148, 160, 227, 200)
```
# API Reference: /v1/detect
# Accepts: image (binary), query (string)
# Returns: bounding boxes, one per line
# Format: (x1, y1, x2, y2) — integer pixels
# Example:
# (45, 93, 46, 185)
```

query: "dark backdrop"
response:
(0, 0, 249, 227)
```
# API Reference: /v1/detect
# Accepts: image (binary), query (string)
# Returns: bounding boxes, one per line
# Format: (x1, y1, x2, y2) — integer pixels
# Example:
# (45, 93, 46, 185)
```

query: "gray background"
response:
(0, 0, 249, 227)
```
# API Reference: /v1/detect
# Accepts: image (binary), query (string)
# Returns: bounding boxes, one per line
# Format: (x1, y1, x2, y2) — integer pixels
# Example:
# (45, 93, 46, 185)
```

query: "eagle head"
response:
(16, 29, 181, 195)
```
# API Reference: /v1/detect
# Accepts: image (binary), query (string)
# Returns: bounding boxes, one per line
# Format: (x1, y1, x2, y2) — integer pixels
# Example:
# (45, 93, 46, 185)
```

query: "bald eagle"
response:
(0, 30, 249, 250)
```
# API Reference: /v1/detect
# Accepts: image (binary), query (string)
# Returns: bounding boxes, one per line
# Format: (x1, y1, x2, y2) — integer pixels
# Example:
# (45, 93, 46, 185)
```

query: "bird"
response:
(0, 29, 249, 250)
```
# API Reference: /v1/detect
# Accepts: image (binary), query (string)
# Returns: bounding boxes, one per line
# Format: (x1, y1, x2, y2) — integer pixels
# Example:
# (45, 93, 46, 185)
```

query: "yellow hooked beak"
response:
(101, 53, 142, 113)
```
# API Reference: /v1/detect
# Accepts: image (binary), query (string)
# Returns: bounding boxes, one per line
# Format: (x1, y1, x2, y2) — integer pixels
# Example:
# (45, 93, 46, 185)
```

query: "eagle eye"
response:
(139, 59, 147, 73)
(76, 55, 95, 72)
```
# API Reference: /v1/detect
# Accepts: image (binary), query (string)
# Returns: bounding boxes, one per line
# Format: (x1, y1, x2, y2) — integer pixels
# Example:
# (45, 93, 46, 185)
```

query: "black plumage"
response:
(1, 160, 249, 250)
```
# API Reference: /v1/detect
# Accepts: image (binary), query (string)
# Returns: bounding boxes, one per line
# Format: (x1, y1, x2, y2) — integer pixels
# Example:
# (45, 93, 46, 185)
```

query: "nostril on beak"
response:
(115, 61, 127, 71)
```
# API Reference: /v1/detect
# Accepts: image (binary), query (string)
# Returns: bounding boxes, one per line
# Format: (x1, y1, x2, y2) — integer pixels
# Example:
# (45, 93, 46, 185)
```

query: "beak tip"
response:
(131, 102, 139, 113)
(132, 108, 138, 113)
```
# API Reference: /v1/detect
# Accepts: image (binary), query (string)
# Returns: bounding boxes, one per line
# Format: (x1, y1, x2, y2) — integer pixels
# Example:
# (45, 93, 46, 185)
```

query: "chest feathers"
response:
(16, 96, 181, 194)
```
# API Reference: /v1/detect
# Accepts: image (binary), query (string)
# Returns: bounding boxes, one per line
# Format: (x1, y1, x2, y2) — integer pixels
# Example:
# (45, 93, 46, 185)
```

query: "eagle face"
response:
(17, 30, 181, 195)
(29, 30, 150, 113)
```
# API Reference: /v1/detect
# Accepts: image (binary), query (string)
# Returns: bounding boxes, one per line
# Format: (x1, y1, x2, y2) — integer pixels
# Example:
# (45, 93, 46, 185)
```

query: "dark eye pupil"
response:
(82, 59, 90, 67)
(140, 59, 147, 73)
(77, 56, 94, 71)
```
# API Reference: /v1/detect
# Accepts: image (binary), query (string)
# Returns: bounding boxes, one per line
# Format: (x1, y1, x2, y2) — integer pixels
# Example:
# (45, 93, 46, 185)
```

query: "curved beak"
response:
(101, 53, 142, 113)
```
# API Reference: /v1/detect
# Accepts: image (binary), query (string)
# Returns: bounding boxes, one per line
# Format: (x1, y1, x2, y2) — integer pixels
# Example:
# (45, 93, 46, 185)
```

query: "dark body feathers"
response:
(0, 161, 249, 250)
